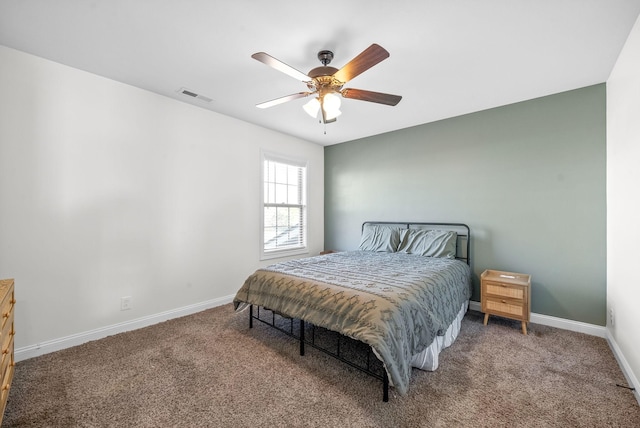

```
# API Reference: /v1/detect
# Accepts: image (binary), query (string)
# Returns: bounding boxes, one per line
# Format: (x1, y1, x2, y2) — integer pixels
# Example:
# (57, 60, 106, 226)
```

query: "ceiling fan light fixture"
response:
(323, 92, 341, 110)
(324, 106, 342, 121)
(325, 110, 342, 123)
(303, 97, 321, 118)
(322, 92, 342, 120)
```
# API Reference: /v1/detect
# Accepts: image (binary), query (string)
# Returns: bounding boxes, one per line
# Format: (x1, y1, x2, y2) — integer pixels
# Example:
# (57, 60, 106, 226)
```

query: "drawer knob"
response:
(501, 300, 506, 303)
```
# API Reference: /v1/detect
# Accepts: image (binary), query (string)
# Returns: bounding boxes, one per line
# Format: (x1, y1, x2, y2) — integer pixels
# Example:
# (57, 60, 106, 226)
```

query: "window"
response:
(261, 152, 307, 259)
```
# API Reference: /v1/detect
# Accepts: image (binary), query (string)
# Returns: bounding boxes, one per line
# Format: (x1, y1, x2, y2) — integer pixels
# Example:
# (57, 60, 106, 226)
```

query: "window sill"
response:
(261, 248, 309, 261)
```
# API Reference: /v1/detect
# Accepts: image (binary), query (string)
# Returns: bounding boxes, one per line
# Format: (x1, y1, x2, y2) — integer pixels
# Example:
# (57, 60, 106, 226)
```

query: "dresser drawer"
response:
(1, 307, 13, 348)
(0, 291, 13, 332)
(0, 299, 11, 317)
(0, 335, 13, 383)
(1, 310, 13, 349)
(0, 347, 14, 411)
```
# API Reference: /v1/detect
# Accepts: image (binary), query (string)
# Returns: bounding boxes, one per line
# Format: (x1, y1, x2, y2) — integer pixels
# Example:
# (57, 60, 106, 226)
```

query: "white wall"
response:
(0, 45, 324, 352)
(607, 15, 640, 394)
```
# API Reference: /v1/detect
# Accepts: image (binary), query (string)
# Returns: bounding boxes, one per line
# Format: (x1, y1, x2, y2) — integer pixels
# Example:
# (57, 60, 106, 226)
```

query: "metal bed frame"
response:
(246, 221, 471, 402)
(248, 305, 390, 399)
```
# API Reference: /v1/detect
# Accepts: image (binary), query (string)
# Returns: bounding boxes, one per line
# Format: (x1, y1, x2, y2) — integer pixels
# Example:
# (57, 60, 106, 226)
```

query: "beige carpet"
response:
(3, 304, 639, 427)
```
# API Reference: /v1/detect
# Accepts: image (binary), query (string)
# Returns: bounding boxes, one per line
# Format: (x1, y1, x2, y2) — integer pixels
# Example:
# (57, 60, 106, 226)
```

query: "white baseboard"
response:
(14, 298, 614, 362)
(468, 300, 607, 338)
(15, 294, 235, 362)
(606, 330, 640, 405)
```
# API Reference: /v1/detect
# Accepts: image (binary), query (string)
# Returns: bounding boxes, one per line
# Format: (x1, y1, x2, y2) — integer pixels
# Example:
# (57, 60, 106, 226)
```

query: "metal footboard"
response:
(249, 304, 390, 402)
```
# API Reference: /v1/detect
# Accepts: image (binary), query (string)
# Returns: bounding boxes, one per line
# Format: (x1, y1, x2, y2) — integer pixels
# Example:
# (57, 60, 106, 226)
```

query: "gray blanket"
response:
(234, 251, 472, 395)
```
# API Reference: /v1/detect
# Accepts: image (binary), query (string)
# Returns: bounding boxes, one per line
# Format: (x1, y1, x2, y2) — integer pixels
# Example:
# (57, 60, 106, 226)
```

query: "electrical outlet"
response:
(609, 307, 615, 326)
(121, 296, 132, 311)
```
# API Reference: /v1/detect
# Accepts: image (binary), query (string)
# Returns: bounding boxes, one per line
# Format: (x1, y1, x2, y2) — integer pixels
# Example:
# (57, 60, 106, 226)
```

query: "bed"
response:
(234, 221, 472, 401)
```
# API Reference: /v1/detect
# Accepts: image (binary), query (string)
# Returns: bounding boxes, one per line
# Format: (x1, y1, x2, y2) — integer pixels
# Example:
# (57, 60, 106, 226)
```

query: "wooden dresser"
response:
(0, 279, 15, 425)
(481, 269, 531, 334)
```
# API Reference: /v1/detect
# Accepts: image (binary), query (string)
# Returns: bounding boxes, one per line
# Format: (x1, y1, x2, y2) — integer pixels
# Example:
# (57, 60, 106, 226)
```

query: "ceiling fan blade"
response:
(332, 44, 390, 83)
(341, 88, 402, 106)
(256, 92, 311, 109)
(251, 52, 311, 82)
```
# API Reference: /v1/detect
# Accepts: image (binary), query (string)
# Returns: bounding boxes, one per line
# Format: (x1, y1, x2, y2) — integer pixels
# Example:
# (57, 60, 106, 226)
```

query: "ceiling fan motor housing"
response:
(308, 51, 343, 93)
(317, 50, 334, 66)
(306, 70, 343, 94)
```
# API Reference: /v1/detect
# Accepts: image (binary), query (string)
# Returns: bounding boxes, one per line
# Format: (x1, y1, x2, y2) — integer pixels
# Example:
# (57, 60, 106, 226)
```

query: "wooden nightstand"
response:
(481, 269, 531, 334)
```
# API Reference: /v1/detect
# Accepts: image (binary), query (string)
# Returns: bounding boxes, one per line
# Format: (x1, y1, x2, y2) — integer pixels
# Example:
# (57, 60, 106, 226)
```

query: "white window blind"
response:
(261, 153, 307, 258)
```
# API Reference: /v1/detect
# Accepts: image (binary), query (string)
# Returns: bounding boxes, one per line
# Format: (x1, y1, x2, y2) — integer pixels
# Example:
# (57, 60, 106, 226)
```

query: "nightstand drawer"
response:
(485, 297, 525, 318)
(484, 281, 525, 300)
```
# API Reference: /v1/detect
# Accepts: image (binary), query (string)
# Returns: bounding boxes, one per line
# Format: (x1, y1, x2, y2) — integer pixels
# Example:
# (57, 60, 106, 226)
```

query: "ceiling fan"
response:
(251, 44, 402, 124)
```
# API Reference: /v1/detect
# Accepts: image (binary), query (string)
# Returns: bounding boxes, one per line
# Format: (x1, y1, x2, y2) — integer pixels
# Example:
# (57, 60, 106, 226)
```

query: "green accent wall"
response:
(324, 84, 606, 325)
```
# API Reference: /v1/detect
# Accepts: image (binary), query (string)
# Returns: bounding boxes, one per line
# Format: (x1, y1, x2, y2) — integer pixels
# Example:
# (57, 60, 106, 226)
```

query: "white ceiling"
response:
(1, 0, 639, 146)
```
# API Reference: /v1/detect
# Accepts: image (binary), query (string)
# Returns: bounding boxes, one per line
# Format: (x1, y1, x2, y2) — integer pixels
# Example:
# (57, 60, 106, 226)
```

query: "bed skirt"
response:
(410, 300, 468, 371)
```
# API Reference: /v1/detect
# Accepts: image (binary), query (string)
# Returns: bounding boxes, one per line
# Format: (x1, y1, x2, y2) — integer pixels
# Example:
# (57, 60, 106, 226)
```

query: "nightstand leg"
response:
(521, 321, 527, 335)
(483, 313, 489, 325)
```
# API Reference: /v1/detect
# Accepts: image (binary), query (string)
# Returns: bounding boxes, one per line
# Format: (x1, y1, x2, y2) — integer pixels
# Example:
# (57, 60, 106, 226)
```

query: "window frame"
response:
(260, 151, 308, 260)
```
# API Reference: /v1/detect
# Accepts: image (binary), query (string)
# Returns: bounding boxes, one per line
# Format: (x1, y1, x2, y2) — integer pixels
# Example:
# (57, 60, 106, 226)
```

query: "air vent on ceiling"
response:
(177, 87, 213, 103)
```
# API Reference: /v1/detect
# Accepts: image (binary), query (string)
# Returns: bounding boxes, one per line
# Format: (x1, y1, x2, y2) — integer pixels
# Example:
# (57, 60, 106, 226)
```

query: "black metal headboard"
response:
(362, 221, 471, 265)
